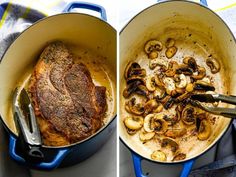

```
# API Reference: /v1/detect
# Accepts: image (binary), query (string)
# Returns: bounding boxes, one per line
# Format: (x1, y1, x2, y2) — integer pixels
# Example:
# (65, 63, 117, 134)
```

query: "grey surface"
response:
(31, 130, 117, 177)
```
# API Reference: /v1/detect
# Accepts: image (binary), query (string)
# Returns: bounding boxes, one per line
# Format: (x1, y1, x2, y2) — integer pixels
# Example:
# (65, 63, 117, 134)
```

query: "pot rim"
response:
(0, 12, 117, 149)
(119, 0, 236, 164)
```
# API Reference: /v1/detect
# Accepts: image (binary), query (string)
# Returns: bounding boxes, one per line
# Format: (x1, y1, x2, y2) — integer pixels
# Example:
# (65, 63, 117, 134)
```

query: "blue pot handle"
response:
(132, 152, 195, 177)
(63, 1, 107, 21)
(9, 135, 69, 170)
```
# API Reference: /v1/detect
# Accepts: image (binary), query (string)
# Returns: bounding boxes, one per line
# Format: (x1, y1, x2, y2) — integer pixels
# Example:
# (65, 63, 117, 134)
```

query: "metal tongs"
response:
(190, 94, 236, 118)
(12, 88, 44, 162)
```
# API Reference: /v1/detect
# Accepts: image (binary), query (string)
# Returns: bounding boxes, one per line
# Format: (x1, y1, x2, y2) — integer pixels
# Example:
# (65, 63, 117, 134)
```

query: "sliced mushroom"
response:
(144, 99, 158, 115)
(154, 75, 165, 87)
(148, 51, 158, 59)
(197, 119, 211, 140)
(174, 74, 187, 88)
(126, 128, 137, 135)
(182, 106, 195, 125)
(183, 57, 197, 72)
(176, 64, 193, 75)
(125, 97, 144, 115)
(192, 67, 206, 80)
(139, 128, 155, 141)
(172, 152, 186, 161)
(146, 75, 156, 92)
(165, 61, 179, 77)
(123, 81, 141, 98)
(124, 116, 143, 130)
(163, 96, 175, 109)
(165, 38, 175, 48)
(163, 114, 179, 126)
(124, 62, 141, 79)
(149, 58, 168, 70)
(153, 104, 164, 113)
(163, 77, 176, 95)
(126, 76, 145, 85)
(165, 128, 187, 138)
(151, 150, 167, 161)
(143, 114, 167, 134)
(161, 138, 179, 153)
(144, 40, 163, 54)
(153, 87, 166, 99)
(206, 57, 221, 74)
(175, 92, 190, 102)
(194, 80, 215, 91)
(136, 85, 149, 97)
(165, 46, 177, 59)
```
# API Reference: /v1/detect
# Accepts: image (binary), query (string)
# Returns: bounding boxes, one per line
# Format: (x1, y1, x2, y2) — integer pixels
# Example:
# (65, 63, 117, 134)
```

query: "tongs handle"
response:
(212, 94, 236, 105)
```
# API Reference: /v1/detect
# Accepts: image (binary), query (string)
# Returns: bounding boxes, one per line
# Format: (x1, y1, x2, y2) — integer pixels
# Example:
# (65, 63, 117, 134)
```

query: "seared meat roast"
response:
(28, 42, 106, 146)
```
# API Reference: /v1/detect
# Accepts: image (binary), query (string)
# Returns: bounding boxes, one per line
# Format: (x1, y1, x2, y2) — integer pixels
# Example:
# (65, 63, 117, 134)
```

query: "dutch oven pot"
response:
(0, 2, 116, 170)
(120, 1, 236, 177)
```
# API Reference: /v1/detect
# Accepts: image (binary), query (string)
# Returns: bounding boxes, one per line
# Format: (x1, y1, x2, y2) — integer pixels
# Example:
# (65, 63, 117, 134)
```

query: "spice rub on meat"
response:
(28, 42, 107, 146)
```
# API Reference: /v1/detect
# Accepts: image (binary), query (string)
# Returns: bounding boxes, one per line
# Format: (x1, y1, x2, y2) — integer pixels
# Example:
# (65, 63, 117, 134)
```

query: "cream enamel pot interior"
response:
(0, 2, 116, 170)
(120, 1, 236, 177)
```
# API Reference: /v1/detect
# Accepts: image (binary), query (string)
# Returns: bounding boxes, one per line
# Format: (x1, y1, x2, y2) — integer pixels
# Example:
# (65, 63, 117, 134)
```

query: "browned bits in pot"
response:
(165, 38, 175, 48)
(172, 152, 186, 161)
(206, 57, 221, 74)
(165, 46, 177, 59)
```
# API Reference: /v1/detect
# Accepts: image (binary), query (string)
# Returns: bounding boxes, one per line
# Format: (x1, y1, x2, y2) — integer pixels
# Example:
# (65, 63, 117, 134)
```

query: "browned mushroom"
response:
(163, 114, 179, 125)
(136, 85, 149, 97)
(183, 57, 197, 72)
(144, 113, 168, 134)
(149, 58, 168, 70)
(151, 150, 167, 161)
(163, 77, 176, 95)
(165, 61, 179, 77)
(176, 64, 193, 75)
(165, 46, 177, 59)
(124, 116, 143, 130)
(126, 128, 138, 135)
(165, 128, 187, 139)
(192, 67, 206, 80)
(206, 57, 221, 74)
(161, 138, 179, 153)
(124, 62, 141, 79)
(146, 75, 156, 92)
(163, 96, 175, 109)
(139, 128, 155, 141)
(144, 99, 158, 115)
(175, 92, 191, 102)
(125, 97, 144, 115)
(197, 119, 211, 140)
(182, 106, 196, 125)
(148, 51, 158, 59)
(174, 74, 187, 88)
(194, 80, 215, 91)
(144, 40, 163, 54)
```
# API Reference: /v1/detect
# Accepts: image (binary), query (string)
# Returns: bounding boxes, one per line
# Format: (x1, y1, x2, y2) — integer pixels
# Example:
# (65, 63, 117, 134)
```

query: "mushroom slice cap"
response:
(148, 51, 158, 59)
(165, 61, 179, 77)
(144, 40, 163, 54)
(139, 128, 155, 141)
(165, 128, 187, 138)
(192, 67, 206, 80)
(163, 77, 176, 95)
(143, 114, 155, 132)
(175, 74, 187, 88)
(124, 62, 141, 79)
(206, 57, 221, 74)
(161, 137, 179, 153)
(194, 80, 215, 91)
(124, 116, 143, 130)
(197, 119, 211, 140)
(153, 87, 165, 99)
(176, 64, 193, 75)
(125, 98, 144, 115)
(149, 58, 168, 70)
(123, 80, 142, 98)
(182, 106, 196, 125)
(183, 57, 197, 72)
(144, 99, 158, 115)
(146, 75, 156, 92)
(165, 46, 177, 59)
(151, 150, 167, 161)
